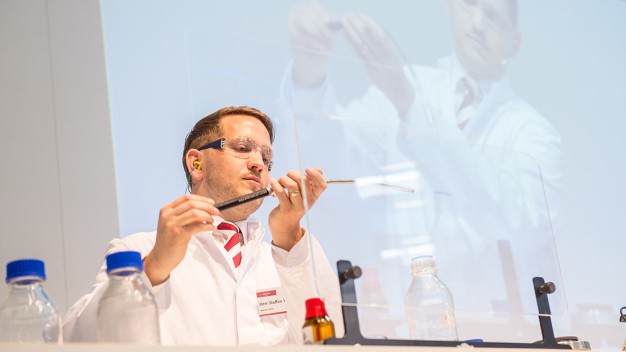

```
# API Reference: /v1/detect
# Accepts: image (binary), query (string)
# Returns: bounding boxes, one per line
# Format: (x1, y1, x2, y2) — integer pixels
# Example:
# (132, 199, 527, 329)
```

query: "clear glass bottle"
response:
(302, 297, 335, 344)
(97, 251, 160, 344)
(405, 255, 458, 341)
(0, 259, 62, 343)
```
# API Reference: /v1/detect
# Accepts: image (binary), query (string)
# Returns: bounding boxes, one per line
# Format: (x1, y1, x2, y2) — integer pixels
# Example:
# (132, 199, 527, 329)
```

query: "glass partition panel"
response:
(184, 25, 567, 342)
(296, 111, 566, 339)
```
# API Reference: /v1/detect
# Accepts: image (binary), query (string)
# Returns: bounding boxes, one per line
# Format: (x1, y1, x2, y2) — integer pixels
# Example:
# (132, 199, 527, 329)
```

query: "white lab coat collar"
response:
(440, 55, 516, 137)
(211, 215, 264, 246)
(449, 55, 491, 104)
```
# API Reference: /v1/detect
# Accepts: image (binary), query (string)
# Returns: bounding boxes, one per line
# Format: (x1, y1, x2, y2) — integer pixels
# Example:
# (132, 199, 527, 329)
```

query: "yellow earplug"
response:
(193, 161, 202, 170)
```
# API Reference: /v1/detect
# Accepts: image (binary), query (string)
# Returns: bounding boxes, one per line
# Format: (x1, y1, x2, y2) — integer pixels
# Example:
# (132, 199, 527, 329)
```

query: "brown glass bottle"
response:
(302, 298, 335, 344)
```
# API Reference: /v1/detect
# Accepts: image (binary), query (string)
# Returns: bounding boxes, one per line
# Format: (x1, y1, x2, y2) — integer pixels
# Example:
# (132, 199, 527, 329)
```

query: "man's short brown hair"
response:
(182, 106, 275, 181)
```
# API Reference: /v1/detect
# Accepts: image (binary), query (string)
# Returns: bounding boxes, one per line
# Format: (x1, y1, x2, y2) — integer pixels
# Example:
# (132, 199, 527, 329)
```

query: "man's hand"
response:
(342, 13, 416, 117)
(268, 167, 327, 251)
(289, 1, 335, 88)
(143, 194, 219, 286)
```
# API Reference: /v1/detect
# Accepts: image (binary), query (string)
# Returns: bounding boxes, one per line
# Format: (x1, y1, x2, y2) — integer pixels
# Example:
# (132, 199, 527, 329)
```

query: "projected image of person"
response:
(282, 0, 563, 314)
(62, 106, 342, 345)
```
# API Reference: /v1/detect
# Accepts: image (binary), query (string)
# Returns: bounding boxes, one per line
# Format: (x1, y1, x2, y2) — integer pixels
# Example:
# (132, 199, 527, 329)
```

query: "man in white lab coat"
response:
(63, 106, 342, 345)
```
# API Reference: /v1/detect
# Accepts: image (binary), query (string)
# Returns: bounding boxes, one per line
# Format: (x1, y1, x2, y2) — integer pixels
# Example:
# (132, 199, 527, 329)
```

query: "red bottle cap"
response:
(305, 297, 329, 319)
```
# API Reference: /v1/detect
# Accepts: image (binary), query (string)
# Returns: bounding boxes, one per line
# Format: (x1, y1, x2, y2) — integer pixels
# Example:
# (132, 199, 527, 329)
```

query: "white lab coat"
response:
(62, 217, 343, 345)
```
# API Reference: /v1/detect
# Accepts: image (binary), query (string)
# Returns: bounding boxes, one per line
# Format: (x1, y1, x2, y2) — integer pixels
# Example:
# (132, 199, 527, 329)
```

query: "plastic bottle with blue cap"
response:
(97, 251, 160, 344)
(0, 259, 62, 343)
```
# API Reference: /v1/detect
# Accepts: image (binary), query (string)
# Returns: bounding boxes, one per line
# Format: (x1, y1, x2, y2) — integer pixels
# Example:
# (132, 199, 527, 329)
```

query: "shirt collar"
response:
(212, 215, 262, 246)
(451, 55, 497, 103)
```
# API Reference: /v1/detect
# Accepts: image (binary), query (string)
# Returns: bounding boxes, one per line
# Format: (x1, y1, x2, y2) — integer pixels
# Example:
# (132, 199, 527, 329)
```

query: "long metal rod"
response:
(215, 179, 414, 211)
(327, 179, 415, 193)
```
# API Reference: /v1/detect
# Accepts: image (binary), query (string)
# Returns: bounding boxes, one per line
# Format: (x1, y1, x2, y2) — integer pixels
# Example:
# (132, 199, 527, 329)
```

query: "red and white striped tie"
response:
(218, 221, 242, 268)
(457, 78, 475, 130)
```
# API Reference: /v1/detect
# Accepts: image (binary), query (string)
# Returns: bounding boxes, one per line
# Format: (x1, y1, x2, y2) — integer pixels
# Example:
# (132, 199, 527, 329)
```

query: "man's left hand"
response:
(268, 167, 327, 251)
(342, 13, 416, 117)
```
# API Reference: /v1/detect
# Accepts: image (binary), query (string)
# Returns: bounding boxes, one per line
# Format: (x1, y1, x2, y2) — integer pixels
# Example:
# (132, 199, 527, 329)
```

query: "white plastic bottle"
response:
(97, 251, 160, 344)
(405, 255, 458, 341)
(0, 259, 62, 343)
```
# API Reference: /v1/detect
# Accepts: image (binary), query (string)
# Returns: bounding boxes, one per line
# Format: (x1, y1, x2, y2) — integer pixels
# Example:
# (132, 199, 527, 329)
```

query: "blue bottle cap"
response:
(6, 259, 46, 283)
(106, 251, 144, 274)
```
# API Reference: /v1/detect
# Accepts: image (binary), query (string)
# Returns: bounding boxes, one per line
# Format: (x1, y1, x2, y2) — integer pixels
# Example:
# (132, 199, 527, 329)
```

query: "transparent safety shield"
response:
(183, 21, 567, 343)
(295, 111, 567, 340)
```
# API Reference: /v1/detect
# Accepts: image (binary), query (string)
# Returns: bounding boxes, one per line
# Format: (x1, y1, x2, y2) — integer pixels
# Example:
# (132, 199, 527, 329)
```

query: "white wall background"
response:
(0, 0, 118, 313)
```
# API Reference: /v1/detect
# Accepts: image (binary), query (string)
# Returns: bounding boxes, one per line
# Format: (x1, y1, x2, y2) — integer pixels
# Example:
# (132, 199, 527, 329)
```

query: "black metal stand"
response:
(324, 260, 571, 349)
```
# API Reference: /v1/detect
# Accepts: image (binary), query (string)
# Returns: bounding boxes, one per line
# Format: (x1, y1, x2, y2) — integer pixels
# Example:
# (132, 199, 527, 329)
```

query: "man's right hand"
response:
(288, 1, 335, 88)
(143, 194, 219, 286)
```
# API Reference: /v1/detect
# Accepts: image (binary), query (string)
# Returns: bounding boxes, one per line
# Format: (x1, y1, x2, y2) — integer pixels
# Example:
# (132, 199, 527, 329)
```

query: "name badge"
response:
(256, 287, 287, 317)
